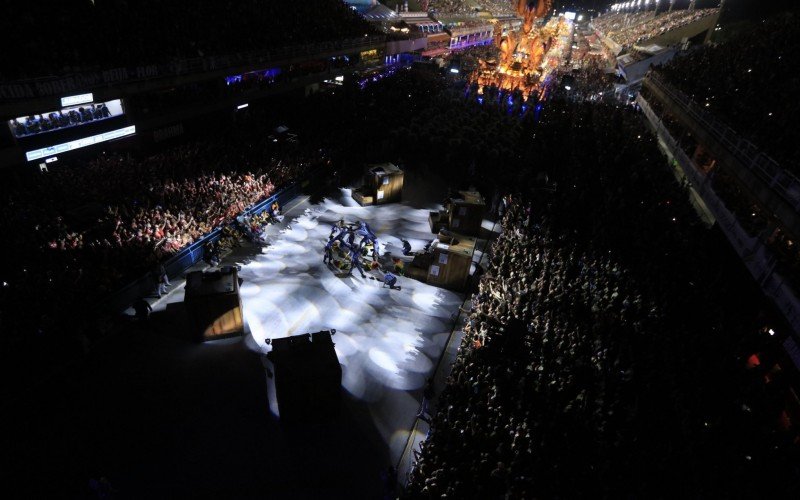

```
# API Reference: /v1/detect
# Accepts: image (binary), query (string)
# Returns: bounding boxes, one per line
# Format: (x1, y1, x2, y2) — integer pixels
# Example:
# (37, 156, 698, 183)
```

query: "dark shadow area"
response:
(4, 319, 388, 499)
(148, 302, 193, 341)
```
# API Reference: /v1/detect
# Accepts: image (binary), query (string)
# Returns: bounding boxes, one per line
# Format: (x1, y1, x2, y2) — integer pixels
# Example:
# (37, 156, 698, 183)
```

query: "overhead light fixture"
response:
(60, 93, 94, 107)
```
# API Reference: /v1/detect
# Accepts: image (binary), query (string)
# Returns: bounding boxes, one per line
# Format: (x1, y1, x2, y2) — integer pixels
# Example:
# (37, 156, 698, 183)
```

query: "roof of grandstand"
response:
(361, 3, 399, 21)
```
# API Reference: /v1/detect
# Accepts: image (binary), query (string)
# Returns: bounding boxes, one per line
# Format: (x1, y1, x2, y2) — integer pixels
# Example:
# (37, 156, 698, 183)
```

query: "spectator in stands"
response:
(655, 11, 800, 172)
(416, 378, 436, 422)
(152, 264, 169, 298)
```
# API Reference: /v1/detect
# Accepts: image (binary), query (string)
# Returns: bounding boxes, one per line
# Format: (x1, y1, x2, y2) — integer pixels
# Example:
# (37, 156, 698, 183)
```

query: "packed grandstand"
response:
(592, 7, 720, 51)
(2, 0, 799, 498)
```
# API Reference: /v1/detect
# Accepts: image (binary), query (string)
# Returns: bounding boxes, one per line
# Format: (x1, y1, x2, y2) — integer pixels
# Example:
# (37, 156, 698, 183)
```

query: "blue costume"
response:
(347, 242, 367, 278)
(355, 221, 379, 261)
(324, 220, 347, 264)
(383, 272, 398, 288)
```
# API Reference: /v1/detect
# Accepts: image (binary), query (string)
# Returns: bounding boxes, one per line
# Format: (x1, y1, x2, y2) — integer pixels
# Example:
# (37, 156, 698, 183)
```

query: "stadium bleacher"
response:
(592, 8, 719, 51)
(2, 3, 800, 498)
(657, 12, 800, 174)
(1, 0, 376, 81)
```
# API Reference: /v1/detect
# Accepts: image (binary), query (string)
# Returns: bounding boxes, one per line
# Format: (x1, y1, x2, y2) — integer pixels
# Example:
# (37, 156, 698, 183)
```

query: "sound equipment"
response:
(267, 331, 342, 421)
(184, 267, 243, 341)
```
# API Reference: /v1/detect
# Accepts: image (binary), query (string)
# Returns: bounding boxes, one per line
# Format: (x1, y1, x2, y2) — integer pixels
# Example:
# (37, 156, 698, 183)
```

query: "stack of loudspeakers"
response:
(184, 266, 243, 341)
(267, 331, 342, 422)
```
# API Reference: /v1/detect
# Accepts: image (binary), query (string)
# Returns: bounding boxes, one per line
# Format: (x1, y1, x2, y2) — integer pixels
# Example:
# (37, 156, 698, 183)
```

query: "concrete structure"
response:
(638, 74, 800, 336)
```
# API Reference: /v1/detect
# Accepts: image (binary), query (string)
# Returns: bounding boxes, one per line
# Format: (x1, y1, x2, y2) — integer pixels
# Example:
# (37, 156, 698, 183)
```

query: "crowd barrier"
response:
(102, 181, 302, 313)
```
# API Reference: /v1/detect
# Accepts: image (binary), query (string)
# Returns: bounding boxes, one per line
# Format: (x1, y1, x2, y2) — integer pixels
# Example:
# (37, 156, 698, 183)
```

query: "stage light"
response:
(450, 68, 459, 74)
(25, 125, 136, 162)
(60, 93, 93, 107)
(237, 103, 249, 110)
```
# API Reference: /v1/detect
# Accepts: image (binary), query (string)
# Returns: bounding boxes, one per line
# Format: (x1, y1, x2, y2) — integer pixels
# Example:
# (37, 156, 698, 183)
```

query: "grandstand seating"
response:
(428, 0, 516, 16)
(403, 97, 799, 499)
(0, 0, 376, 81)
(657, 12, 800, 174)
(2, 5, 800, 498)
(592, 8, 719, 50)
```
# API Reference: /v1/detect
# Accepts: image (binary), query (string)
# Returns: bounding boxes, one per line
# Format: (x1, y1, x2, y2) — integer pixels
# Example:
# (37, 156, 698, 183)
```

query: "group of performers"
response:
(323, 219, 382, 279)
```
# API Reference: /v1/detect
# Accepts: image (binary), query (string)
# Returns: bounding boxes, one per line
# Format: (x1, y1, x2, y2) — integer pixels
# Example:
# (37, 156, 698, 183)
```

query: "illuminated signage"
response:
(25, 125, 136, 161)
(60, 93, 94, 107)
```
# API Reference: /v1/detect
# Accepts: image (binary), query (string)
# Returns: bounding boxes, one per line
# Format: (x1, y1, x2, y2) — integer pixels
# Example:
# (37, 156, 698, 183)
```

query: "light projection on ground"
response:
(238, 189, 465, 458)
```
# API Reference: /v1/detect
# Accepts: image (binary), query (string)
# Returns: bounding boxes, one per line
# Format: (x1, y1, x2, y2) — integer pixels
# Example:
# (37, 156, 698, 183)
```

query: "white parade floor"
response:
(238, 188, 465, 461)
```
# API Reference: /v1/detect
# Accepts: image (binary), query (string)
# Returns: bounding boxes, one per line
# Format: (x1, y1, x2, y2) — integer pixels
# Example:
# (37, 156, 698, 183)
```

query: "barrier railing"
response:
(0, 36, 387, 101)
(638, 92, 800, 334)
(102, 180, 302, 313)
(645, 72, 800, 212)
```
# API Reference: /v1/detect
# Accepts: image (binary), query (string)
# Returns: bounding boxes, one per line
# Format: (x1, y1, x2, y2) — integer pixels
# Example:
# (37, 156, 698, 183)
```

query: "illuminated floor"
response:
(237, 188, 464, 463)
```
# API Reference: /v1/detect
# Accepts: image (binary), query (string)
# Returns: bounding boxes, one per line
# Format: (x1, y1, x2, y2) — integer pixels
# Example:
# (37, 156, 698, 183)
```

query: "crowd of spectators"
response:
(470, 0, 517, 16)
(590, 11, 652, 35)
(395, 91, 799, 496)
(594, 8, 719, 50)
(279, 63, 798, 497)
(656, 11, 800, 173)
(1, 22, 799, 494)
(427, 0, 515, 16)
(0, 109, 323, 358)
(1, 0, 375, 81)
(639, 83, 800, 292)
(428, 0, 481, 15)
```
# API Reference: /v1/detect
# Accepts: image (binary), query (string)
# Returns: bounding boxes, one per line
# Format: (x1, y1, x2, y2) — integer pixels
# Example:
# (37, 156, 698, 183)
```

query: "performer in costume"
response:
(345, 226, 356, 249)
(383, 272, 399, 289)
(330, 219, 348, 245)
(323, 235, 335, 264)
(324, 219, 347, 264)
(347, 242, 367, 278)
(355, 220, 379, 261)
